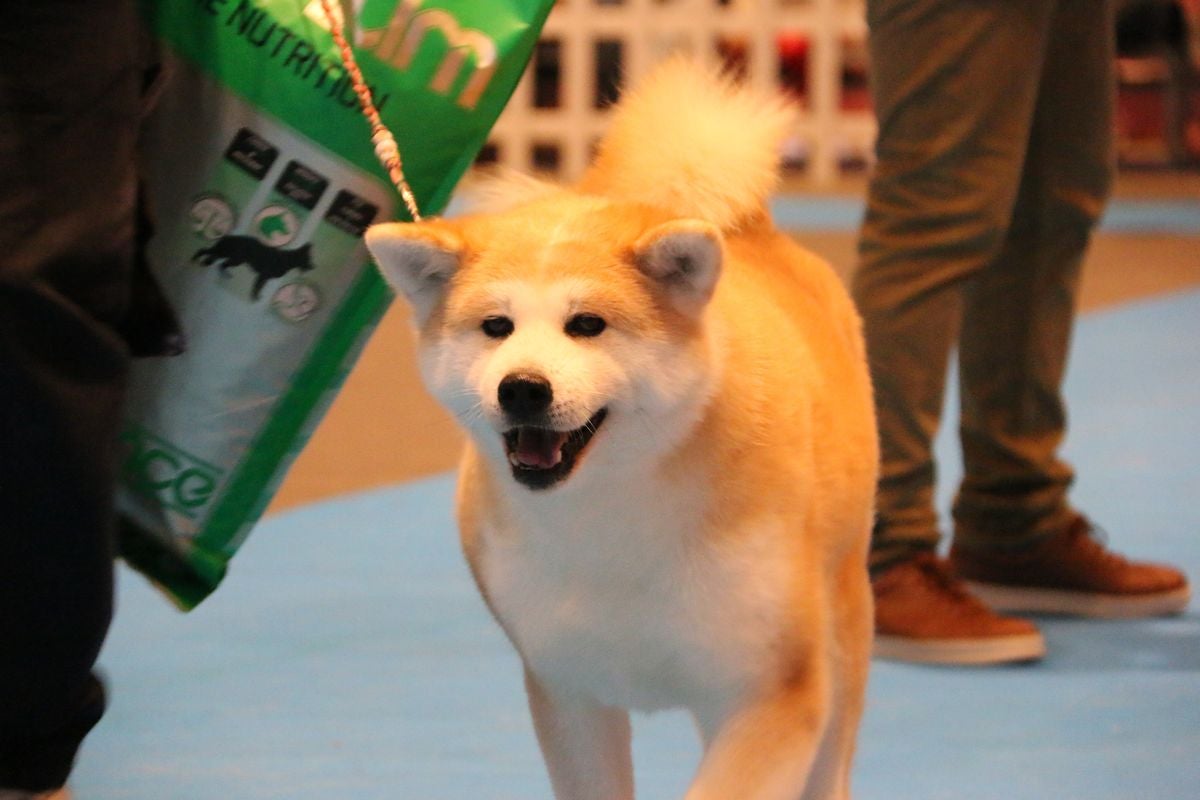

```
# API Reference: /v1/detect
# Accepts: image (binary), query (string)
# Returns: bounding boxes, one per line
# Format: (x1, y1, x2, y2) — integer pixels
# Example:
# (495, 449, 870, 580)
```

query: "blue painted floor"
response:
(78, 289, 1200, 799)
(768, 196, 1200, 234)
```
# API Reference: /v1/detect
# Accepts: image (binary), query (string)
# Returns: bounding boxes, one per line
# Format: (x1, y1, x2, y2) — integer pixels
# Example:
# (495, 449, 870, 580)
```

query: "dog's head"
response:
(366, 195, 723, 492)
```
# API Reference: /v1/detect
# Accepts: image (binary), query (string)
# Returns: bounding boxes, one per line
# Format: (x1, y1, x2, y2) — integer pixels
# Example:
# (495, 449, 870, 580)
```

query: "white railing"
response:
(486, 0, 874, 184)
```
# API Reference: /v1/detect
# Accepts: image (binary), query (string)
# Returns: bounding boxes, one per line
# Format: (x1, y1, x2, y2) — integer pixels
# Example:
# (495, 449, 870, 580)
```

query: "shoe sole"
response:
(965, 582, 1192, 619)
(873, 632, 1046, 666)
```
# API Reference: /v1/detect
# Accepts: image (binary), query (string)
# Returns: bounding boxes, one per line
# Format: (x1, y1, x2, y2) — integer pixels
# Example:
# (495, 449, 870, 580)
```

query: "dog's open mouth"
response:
(503, 409, 608, 490)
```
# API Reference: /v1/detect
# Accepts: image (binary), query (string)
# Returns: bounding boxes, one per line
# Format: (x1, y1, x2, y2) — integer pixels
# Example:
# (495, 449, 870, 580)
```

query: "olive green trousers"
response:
(853, 0, 1117, 570)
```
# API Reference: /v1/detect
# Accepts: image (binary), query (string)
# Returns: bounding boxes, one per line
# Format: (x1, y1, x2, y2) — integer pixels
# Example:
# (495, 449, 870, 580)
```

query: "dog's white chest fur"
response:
(480, 480, 791, 713)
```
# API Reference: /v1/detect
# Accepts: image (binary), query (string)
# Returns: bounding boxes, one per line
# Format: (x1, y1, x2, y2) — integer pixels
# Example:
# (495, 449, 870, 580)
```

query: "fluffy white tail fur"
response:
(583, 58, 796, 231)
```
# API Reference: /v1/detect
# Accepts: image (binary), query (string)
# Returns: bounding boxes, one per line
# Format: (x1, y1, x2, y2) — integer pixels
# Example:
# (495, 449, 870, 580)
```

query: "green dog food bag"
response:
(118, 0, 552, 609)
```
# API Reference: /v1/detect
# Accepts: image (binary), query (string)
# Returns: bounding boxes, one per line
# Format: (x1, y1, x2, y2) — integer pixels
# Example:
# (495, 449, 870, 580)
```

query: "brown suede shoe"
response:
(951, 515, 1191, 619)
(873, 553, 1045, 665)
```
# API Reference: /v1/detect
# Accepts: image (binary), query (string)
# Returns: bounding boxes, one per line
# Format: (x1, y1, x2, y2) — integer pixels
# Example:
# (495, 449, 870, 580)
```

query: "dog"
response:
(365, 60, 878, 800)
(193, 235, 315, 300)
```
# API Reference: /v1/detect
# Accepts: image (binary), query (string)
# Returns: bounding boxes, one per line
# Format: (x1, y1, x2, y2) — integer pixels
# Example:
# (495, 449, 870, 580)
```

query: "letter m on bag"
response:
(306, 0, 497, 110)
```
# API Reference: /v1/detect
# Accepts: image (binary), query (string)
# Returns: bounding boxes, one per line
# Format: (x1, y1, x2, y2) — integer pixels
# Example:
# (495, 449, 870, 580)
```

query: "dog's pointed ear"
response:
(631, 220, 723, 317)
(365, 221, 465, 323)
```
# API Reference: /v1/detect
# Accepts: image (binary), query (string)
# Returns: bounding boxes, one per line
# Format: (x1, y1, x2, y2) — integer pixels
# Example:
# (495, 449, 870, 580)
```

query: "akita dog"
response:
(366, 60, 878, 800)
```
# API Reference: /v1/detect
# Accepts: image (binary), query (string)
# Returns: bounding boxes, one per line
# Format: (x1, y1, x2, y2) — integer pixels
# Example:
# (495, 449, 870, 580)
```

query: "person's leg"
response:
(854, 0, 1063, 664)
(0, 0, 141, 790)
(952, 0, 1116, 547)
(853, 0, 1055, 572)
(950, 0, 1190, 618)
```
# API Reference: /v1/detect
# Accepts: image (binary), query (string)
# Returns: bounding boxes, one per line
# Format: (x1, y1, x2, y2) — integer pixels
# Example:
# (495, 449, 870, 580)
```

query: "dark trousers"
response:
(853, 0, 1116, 570)
(0, 0, 143, 789)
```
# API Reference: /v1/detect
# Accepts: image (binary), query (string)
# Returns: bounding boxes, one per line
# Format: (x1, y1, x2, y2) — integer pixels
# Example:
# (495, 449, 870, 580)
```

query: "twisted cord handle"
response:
(320, 0, 422, 221)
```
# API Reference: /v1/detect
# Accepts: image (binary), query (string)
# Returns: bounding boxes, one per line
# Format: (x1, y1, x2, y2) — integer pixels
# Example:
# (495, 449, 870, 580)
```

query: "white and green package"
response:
(118, 0, 552, 609)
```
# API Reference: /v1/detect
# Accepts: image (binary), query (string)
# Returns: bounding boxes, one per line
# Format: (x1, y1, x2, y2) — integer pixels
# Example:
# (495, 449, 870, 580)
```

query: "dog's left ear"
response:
(632, 220, 723, 317)
(365, 221, 465, 324)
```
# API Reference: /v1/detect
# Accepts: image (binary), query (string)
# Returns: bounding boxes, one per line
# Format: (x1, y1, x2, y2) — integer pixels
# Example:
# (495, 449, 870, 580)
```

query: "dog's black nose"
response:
(498, 373, 553, 418)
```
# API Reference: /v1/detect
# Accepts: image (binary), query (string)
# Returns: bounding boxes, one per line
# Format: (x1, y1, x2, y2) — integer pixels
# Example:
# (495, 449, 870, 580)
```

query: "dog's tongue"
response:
(515, 427, 568, 469)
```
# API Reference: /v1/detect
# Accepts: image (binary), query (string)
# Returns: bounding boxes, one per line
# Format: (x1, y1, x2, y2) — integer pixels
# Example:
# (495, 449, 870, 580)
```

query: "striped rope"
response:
(320, 0, 422, 221)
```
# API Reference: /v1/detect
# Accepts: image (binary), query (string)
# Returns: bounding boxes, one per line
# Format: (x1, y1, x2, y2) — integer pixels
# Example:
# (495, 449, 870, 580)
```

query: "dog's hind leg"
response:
(251, 274, 269, 300)
(799, 566, 872, 800)
(796, 696, 856, 800)
(686, 666, 833, 800)
(525, 667, 634, 800)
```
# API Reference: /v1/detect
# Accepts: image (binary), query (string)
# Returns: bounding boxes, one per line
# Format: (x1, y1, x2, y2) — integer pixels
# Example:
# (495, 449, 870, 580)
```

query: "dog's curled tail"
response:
(581, 58, 796, 231)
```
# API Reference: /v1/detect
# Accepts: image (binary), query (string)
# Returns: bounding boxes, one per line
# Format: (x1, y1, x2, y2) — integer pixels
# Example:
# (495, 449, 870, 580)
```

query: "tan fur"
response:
(366, 61, 877, 800)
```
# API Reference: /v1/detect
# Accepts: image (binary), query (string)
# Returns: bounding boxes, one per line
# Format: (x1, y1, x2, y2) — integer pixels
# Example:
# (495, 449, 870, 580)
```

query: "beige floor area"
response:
(268, 171, 1200, 512)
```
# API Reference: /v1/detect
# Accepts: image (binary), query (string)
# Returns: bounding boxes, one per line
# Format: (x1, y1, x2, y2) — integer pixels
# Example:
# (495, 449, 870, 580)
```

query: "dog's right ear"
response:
(632, 219, 723, 318)
(365, 221, 465, 323)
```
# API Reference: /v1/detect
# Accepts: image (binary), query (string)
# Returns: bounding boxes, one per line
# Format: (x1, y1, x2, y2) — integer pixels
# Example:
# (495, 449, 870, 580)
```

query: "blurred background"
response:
(270, 0, 1200, 511)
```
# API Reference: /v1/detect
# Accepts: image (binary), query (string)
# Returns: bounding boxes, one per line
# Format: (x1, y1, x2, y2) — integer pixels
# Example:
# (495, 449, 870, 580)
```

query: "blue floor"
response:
(79, 289, 1200, 799)
(768, 196, 1200, 234)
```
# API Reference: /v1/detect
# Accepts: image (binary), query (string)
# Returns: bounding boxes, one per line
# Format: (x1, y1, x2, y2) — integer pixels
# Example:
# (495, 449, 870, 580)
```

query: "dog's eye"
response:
(481, 316, 514, 338)
(565, 314, 606, 338)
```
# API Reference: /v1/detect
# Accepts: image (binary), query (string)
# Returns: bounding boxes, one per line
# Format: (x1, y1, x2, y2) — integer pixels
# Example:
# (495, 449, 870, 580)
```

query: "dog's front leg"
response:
(686, 682, 833, 800)
(524, 667, 634, 800)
